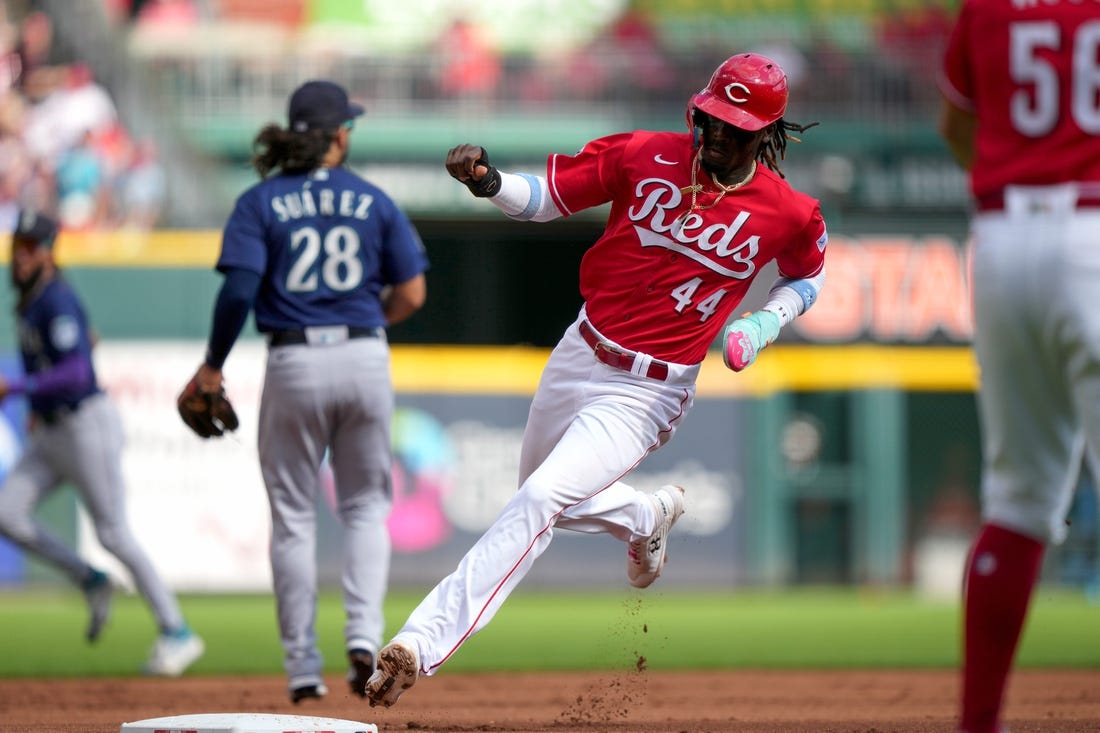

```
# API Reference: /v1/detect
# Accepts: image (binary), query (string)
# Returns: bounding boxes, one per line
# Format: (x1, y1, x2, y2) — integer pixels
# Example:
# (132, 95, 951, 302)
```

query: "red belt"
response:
(976, 190, 1100, 212)
(578, 320, 670, 382)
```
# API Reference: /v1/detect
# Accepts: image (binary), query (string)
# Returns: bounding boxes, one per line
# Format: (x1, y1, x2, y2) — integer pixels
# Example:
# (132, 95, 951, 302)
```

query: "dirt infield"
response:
(4, 669, 1100, 733)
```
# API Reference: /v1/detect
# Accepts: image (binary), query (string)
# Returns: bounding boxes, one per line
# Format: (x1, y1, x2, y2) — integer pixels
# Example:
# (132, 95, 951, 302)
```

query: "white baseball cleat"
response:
(628, 485, 686, 588)
(365, 639, 420, 708)
(143, 628, 205, 677)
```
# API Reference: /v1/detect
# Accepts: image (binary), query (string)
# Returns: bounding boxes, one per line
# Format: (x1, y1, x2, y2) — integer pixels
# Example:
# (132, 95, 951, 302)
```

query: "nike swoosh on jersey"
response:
(654, 154, 679, 166)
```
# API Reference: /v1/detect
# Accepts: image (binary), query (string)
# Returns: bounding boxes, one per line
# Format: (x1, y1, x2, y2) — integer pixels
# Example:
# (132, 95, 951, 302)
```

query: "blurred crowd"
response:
(391, 5, 952, 115)
(0, 7, 165, 235)
(0, 0, 957, 235)
(110, 0, 953, 113)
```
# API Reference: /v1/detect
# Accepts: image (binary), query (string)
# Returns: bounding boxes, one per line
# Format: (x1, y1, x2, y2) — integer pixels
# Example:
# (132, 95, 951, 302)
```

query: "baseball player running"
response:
(365, 52, 828, 708)
(0, 210, 204, 676)
(179, 80, 429, 703)
(939, 3, 1100, 733)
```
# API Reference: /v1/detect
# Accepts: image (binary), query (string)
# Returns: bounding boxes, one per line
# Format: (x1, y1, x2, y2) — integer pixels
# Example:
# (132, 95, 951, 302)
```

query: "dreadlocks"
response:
(251, 124, 337, 179)
(757, 118, 819, 178)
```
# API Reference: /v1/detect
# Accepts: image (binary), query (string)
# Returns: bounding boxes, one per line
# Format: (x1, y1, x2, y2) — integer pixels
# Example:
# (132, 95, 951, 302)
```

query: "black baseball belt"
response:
(267, 325, 383, 347)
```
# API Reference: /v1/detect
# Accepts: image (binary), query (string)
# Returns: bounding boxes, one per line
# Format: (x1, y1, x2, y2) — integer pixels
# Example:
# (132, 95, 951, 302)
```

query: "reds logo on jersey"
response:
(627, 178, 759, 279)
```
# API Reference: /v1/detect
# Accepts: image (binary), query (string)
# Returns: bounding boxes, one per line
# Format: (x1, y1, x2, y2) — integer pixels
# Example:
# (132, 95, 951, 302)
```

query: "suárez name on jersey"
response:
(270, 189, 374, 222)
(628, 178, 759, 279)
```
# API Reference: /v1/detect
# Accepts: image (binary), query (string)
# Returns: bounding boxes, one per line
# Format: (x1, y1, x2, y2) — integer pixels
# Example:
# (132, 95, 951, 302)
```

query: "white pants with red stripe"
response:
(971, 184, 1100, 544)
(392, 309, 700, 675)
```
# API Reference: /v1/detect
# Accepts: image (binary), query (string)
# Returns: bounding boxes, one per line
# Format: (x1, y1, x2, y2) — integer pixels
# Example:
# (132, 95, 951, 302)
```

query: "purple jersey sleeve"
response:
(11, 353, 92, 398)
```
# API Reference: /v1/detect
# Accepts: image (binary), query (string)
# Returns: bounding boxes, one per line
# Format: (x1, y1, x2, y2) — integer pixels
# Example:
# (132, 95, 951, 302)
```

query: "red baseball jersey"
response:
(940, 0, 1100, 199)
(547, 130, 826, 364)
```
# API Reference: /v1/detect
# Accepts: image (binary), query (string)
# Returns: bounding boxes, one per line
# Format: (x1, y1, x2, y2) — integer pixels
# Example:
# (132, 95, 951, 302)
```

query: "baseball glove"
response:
(177, 376, 240, 439)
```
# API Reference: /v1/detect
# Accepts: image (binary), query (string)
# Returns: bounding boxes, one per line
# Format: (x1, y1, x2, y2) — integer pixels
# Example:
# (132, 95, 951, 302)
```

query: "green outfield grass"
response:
(0, 587, 1098, 677)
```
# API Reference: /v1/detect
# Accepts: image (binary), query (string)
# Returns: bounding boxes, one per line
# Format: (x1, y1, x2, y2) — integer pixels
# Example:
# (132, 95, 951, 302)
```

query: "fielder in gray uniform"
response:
(180, 80, 429, 703)
(0, 210, 204, 676)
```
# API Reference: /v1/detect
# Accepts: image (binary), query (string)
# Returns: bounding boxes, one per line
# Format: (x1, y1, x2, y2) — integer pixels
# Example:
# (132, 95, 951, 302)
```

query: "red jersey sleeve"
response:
(546, 133, 634, 216)
(939, 0, 975, 112)
(775, 203, 827, 279)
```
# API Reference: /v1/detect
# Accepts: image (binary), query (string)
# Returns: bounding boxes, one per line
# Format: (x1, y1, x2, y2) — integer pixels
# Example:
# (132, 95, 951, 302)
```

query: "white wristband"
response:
(489, 172, 562, 222)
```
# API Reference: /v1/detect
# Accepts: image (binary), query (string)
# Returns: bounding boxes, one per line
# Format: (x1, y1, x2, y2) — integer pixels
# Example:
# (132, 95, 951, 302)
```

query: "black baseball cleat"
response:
(82, 569, 114, 643)
(290, 683, 328, 704)
(347, 648, 376, 698)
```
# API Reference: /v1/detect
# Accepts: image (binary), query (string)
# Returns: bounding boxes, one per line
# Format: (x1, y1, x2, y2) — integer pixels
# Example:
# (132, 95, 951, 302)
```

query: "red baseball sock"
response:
(959, 523, 1044, 733)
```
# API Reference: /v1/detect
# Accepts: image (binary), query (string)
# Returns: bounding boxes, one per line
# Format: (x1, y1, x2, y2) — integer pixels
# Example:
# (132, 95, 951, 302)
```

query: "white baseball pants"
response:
(971, 184, 1100, 544)
(393, 309, 700, 675)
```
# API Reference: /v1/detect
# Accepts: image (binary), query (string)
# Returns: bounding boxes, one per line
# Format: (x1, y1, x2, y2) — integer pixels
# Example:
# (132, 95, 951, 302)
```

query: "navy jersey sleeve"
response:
(379, 200, 429, 285)
(217, 188, 269, 276)
(44, 297, 87, 357)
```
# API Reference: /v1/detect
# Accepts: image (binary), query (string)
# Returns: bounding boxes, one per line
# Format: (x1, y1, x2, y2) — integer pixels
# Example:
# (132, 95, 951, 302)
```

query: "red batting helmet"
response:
(687, 53, 789, 132)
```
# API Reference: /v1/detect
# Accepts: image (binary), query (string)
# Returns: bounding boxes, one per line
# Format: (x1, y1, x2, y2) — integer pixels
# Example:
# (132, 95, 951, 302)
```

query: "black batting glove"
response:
(464, 148, 502, 198)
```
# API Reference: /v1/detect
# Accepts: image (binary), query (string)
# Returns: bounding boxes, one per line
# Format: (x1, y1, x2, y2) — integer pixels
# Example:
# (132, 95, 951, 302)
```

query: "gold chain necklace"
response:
(679, 150, 757, 215)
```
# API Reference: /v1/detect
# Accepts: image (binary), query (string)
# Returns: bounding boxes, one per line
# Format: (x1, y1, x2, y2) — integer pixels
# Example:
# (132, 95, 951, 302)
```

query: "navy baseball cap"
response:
(12, 209, 59, 248)
(288, 80, 365, 133)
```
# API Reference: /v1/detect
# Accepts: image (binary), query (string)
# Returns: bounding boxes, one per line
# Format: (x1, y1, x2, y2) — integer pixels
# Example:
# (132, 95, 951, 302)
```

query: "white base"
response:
(120, 713, 378, 733)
